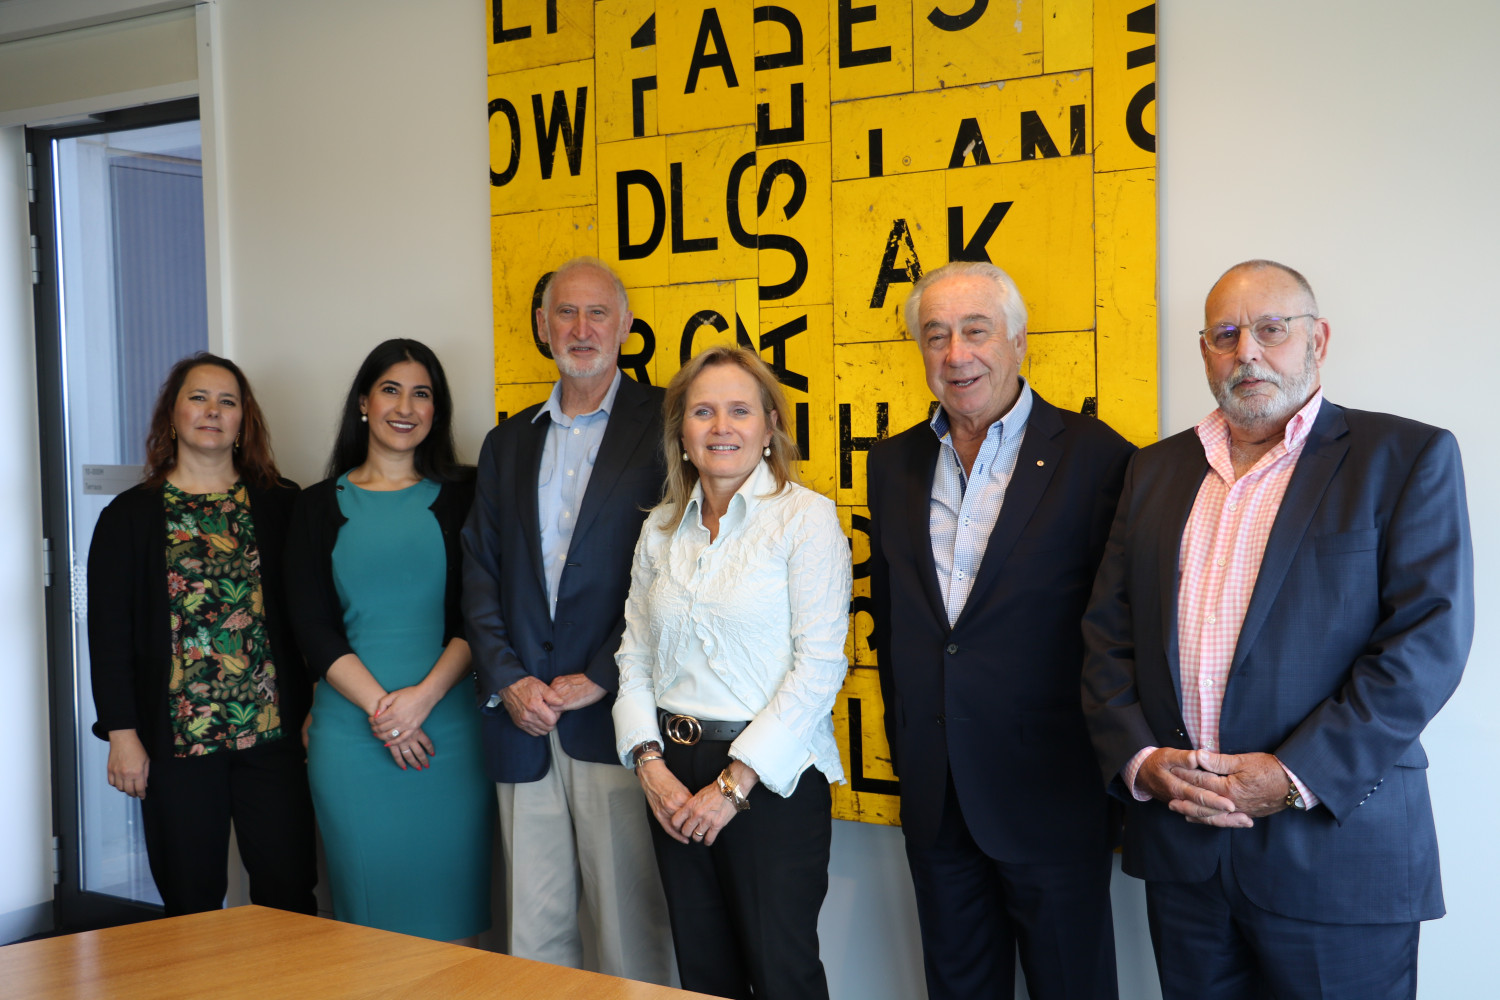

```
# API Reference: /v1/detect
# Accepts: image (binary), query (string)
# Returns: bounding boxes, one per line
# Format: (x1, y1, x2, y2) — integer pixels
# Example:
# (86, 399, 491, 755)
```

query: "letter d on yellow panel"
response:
(488, 0, 595, 74)
(489, 61, 597, 215)
(597, 136, 671, 289)
(657, 0, 756, 133)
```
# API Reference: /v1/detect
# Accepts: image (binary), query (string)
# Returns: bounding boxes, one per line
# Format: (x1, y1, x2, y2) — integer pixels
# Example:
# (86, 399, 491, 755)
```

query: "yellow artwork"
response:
(488, 0, 1158, 825)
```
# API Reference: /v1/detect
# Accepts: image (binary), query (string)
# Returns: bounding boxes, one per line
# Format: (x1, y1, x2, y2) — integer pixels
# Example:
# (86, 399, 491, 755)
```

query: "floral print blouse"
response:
(163, 482, 282, 756)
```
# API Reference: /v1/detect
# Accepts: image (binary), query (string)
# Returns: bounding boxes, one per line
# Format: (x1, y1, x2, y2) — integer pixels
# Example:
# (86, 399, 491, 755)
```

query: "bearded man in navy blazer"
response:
(462, 257, 674, 982)
(867, 261, 1134, 1000)
(1082, 260, 1474, 1000)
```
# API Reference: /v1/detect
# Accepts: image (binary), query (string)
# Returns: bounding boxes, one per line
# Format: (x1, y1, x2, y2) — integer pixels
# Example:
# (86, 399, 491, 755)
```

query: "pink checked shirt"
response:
(1124, 390, 1325, 807)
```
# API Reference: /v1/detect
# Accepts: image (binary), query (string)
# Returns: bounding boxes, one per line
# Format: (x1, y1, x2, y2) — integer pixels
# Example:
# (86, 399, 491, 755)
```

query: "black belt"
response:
(659, 709, 749, 745)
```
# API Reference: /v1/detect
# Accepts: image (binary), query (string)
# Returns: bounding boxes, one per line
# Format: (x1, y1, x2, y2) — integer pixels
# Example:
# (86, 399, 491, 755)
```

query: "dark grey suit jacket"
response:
(462, 374, 665, 783)
(1082, 400, 1474, 924)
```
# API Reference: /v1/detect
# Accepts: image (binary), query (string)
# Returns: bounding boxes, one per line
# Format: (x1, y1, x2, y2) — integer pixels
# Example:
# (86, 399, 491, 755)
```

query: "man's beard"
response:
(1210, 337, 1319, 432)
(554, 348, 617, 380)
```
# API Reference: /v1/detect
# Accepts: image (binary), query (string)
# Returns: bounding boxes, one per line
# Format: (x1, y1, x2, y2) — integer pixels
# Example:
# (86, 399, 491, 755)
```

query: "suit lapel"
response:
(571, 375, 654, 544)
(517, 411, 549, 593)
(1155, 441, 1210, 704)
(899, 431, 948, 628)
(1231, 402, 1350, 672)
(952, 394, 1063, 630)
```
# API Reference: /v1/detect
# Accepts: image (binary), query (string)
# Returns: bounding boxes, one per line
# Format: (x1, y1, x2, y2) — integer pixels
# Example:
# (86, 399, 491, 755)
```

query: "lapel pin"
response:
(1036, 460, 1045, 466)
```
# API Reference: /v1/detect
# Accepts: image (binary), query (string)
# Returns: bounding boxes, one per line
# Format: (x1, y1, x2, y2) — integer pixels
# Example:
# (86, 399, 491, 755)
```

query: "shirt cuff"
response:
(729, 711, 813, 797)
(1122, 746, 1158, 802)
(612, 696, 663, 769)
(1278, 760, 1320, 810)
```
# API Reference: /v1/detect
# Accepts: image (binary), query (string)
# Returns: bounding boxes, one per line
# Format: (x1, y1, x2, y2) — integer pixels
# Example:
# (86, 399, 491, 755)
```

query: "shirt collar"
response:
(1195, 388, 1325, 467)
(928, 378, 1033, 448)
(533, 369, 623, 425)
(681, 460, 780, 536)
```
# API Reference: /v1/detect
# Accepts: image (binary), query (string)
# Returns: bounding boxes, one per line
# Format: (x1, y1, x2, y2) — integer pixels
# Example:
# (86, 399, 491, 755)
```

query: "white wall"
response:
(1157, 4, 1500, 995)
(2, 0, 1494, 995)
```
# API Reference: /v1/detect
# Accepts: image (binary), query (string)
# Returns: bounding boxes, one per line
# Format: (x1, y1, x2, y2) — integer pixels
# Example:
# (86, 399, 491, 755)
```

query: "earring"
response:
(169, 426, 176, 440)
(235, 434, 241, 449)
(681, 451, 689, 462)
(762, 446, 771, 458)
(360, 414, 368, 423)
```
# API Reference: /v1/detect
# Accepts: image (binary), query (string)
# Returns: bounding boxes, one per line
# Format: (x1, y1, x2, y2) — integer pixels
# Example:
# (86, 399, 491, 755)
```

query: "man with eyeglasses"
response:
(1082, 259, 1473, 1000)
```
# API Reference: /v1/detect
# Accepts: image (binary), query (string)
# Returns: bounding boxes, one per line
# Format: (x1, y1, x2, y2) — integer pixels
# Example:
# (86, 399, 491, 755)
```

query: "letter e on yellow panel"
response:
(657, 0, 756, 134)
(489, 61, 597, 215)
(913, 0, 1042, 91)
(829, 0, 913, 101)
(754, 0, 832, 147)
(488, 0, 595, 74)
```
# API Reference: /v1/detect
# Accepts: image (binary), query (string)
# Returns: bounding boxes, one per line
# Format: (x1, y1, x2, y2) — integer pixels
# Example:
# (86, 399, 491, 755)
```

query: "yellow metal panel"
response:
(491, 206, 600, 388)
(1094, 166, 1158, 444)
(650, 279, 745, 389)
(596, 0, 659, 143)
(913, 0, 1043, 91)
(494, 382, 555, 424)
(1094, 0, 1155, 172)
(828, 0, 913, 102)
(831, 172, 946, 346)
(1022, 330, 1097, 414)
(757, 142, 833, 310)
(761, 303, 836, 496)
(665, 126, 759, 284)
(841, 504, 876, 668)
(487, 0, 594, 75)
(617, 286, 659, 387)
(833, 339, 934, 506)
(830, 71, 1092, 181)
(489, 60, 598, 214)
(755, 0, 832, 147)
(595, 136, 671, 289)
(943, 154, 1094, 334)
(1043, 0, 1092, 74)
(656, 0, 756, 134)
(831, 664, 901, 825)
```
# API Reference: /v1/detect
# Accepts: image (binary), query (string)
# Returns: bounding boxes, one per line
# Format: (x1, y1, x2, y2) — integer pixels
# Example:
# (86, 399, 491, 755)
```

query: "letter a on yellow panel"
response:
(657, 0, 756, 133)
(489, 61, 597, 215)
(830, 172, 945, 345)
(488, 0, 594, 75)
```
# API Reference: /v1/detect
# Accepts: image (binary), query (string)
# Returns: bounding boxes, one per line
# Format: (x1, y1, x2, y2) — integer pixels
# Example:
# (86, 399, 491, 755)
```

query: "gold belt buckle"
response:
(664, 714, 703, 746)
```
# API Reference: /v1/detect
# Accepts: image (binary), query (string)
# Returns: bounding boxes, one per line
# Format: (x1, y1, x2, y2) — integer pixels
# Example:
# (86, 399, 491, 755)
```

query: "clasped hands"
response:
(637, 758, 758, 846)
(500, 673, 606, 737)
(1136, 748, 1292, 828)
(368, 684, 440, 771)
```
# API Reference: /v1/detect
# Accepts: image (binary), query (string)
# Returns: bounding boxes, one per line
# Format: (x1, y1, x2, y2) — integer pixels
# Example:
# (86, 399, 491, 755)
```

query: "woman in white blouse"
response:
(614, 346, 851, 1000)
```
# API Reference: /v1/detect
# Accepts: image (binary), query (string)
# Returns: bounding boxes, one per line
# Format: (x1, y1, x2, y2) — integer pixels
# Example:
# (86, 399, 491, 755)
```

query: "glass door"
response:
(30, 100, 208, 931)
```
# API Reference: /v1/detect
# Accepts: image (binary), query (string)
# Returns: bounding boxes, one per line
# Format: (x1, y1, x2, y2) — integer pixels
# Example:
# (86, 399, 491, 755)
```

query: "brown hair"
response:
(657, 346, 800, 532)
(143, 353, 281, 489)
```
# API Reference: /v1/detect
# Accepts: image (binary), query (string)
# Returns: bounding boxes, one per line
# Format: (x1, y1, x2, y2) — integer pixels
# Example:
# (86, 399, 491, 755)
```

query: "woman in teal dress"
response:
(287, 339, 491, 942)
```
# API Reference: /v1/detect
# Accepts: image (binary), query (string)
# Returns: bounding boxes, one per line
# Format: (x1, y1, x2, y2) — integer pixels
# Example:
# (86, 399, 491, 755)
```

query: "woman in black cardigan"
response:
(286, 338, 491, 943)
(86, 353, 317, 916)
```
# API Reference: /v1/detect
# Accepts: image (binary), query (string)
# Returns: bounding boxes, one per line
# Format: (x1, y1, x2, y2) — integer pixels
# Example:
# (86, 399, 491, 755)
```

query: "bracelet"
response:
(631, 740, 664, 766)
(634, 753, 664, 766)
(716, 768, 751, 812)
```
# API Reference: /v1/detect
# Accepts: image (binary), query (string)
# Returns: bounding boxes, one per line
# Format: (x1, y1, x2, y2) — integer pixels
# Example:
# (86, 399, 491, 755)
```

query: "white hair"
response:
(903, 261, 1028, 344)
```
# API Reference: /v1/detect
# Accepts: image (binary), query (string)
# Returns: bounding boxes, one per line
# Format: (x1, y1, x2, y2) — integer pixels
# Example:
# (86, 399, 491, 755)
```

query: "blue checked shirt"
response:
(929, 381, 1032, 626)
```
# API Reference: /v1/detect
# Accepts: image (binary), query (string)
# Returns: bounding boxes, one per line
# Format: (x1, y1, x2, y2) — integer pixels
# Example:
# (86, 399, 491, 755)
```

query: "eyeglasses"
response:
(1199, 314, 1315, 355)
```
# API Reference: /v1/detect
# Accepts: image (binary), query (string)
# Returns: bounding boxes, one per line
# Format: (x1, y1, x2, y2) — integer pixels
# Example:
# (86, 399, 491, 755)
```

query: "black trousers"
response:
(650, 738, 832, 1000)
(904, 772, 1119, 1000)
(1146, 853, 1420, 1000)
(139, 735, 318, 916)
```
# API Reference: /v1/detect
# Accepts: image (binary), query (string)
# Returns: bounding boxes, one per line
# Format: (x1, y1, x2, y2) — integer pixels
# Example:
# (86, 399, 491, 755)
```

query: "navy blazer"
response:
(1081, 400, 1474, 924)
(462, 374, 666, 783)
(868, 390, 1134, 861)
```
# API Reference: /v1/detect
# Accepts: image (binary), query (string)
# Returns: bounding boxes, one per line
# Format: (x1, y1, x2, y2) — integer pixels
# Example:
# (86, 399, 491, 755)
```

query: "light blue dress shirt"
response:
(929, 380, 1032, 626)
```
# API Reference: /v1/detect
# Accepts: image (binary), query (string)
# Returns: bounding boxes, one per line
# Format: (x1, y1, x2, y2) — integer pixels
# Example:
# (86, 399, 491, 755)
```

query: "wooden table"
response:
(0, 905, 716, 999)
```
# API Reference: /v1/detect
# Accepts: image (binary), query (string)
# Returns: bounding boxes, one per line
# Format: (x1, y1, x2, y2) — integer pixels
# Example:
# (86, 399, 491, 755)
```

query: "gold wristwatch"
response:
(717, 768, 751, 812)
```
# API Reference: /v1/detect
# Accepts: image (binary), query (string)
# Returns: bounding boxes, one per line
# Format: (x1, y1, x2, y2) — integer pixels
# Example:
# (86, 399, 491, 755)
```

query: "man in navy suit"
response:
(1082, 260, 1474, 1000)
(463, 257, 673, 982)
(867, 261, 1134, 1000)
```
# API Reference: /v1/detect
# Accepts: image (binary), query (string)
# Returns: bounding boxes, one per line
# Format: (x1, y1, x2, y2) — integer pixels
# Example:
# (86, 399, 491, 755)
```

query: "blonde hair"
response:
(657, 346, 800, 531)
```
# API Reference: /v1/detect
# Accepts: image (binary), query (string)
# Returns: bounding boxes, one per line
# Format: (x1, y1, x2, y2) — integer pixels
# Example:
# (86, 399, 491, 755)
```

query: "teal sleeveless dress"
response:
(306, 475, 492, 940)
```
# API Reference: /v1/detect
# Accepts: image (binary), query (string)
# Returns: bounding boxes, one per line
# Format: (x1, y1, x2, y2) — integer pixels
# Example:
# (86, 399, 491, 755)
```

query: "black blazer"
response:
(86, 478, 309, 756)
(1081, 401, 1474, 924)
(868, 390, 1134, 861)
(462, 374, 666, 783)
(284, 475, 474, 679)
